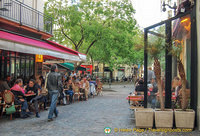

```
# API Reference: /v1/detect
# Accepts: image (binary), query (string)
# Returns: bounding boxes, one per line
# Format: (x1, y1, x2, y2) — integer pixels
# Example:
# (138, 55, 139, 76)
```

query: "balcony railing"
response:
(0, 0, 52, 35)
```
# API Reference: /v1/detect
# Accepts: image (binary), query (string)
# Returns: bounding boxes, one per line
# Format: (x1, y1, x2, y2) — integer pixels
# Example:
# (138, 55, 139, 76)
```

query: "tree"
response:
(44, 0, 143, 68)
(168, 40, 188, 110)
(147, 35, 165, 111)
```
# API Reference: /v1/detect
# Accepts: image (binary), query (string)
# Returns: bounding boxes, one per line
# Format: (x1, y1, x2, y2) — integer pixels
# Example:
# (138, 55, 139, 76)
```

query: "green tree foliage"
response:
(44, 0, 143, 68)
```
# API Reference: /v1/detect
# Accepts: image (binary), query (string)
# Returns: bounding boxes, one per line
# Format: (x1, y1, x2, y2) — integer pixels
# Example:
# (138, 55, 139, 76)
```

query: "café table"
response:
(24, 93, 36, 102)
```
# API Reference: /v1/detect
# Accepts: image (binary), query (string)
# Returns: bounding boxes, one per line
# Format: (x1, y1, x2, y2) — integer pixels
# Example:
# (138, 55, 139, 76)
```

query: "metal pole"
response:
(165, 21, 172, 108)
(19, 2, 22, 25)
(144, 29, 148, 108)
(190, 3, 197, 122)
(38, 12, 40, 31)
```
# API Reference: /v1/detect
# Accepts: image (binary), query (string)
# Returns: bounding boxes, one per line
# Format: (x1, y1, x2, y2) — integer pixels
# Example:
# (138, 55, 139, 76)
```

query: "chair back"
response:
(3, 90, 14, 104)
(74, 86, 79, 93)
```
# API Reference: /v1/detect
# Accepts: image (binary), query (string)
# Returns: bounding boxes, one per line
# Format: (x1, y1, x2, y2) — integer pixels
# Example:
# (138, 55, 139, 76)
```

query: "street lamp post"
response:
(162, 1, 177, 16)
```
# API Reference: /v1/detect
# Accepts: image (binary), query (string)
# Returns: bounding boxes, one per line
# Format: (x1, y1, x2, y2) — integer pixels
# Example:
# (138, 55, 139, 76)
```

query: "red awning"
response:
(0, 30, 86, 61)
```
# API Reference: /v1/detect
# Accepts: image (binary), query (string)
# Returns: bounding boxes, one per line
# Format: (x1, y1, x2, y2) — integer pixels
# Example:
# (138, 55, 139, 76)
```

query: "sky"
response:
(43, 0, 165, 29)
(132, 0, 164, 29)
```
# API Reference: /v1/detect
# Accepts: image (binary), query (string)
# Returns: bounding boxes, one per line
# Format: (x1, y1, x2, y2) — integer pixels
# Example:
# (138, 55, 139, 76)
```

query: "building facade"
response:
(0, 0, 86, 84)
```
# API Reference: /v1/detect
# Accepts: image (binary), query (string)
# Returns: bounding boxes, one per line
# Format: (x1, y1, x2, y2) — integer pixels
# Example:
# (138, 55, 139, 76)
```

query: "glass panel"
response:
(16, 58, 20, 78)
(146, 24, 166, 109)
(21, 58, 25, 78)
(11, 57, 15, 78)
(30, 59, 34, 77)
(171, 15, 191, 109)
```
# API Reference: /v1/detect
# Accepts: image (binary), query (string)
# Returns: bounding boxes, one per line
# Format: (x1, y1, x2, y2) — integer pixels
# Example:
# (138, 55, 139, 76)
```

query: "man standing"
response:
(47, 64, 62, 121)
(147, 67, 155, 84)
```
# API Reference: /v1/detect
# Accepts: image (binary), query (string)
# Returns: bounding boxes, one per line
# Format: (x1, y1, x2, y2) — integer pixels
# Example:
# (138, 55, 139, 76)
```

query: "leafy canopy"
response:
(44, 0, 143, 69)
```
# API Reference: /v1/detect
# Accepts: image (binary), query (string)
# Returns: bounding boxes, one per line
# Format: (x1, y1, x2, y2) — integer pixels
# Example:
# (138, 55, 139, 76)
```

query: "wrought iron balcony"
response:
(0, 0, 52, 35)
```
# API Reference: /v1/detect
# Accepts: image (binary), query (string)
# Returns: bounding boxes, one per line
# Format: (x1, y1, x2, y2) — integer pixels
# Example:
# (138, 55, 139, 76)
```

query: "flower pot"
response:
(135, 108, 154, 128)
(175, 109, 195, 129)
(155, 109, 173, 128)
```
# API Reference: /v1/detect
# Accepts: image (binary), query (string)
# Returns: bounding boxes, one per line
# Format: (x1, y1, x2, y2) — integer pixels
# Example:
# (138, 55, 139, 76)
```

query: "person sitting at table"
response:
(25, 79, 41, 118)
(65, 79, 74, 104)
(57, 75, 65, 105)
(11, 79, 32, 118)
(0, 79, 10, 93)
(88, 78, 96, 97)
(36, 78, 48, 110)
(96, 78, 103, 96)
(148, 78, 158, 109)
(73, 81, 82, 100)
(135, 79, 145, 95)
(80, 77, 89, 100)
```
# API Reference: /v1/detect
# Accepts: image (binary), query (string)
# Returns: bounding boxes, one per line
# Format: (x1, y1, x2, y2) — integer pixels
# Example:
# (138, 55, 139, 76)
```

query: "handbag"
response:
(41, 73, 49, 96)
(6, 105, 16, 115)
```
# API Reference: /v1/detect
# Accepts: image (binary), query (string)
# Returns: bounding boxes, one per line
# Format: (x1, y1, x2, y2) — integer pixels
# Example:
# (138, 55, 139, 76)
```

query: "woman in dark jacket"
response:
(135, 80, 145, 95)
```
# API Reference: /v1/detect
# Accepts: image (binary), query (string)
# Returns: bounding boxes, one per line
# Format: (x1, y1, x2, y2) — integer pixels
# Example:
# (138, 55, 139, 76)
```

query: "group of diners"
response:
(58, 75, 103, 105)
(0, 71, 103, 119)
(0, 77, 47, 118)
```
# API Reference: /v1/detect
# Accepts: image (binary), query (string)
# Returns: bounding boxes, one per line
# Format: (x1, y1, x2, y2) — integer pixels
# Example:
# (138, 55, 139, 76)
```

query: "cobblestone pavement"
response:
(0, 84, 200, 136)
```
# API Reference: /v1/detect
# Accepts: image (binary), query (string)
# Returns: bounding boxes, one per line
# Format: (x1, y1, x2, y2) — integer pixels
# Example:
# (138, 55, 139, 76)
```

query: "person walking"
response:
(47, 64, 62, 121)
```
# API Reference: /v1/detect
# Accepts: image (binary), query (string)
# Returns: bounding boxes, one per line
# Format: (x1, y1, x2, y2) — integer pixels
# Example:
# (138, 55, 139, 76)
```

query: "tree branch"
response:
(85, 40, 97, 54)
(77, 23, 84, 50)
(60, 28, 78, 49)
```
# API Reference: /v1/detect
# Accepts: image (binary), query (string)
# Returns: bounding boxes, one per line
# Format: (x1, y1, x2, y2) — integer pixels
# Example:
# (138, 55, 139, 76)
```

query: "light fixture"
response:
(162, 1, 177, 16)
(180, 18, 189, 23)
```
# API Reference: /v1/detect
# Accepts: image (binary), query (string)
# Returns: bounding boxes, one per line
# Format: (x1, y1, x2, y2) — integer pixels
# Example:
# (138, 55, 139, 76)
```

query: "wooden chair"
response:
(73, 86, 80, 102)
(97, 83, 103, 96)
(127, 95, 144, 108)
(1, 91, 20, 120)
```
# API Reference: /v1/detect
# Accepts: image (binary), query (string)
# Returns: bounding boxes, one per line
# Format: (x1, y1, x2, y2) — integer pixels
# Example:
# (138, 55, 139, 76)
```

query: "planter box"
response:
(155, 109, 173, 128)
(175, 109, 195, 129)
(135, 108, 154, 128)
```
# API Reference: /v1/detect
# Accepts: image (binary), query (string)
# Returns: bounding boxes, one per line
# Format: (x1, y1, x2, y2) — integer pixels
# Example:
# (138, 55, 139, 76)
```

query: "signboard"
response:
(35, 54, 43, 62)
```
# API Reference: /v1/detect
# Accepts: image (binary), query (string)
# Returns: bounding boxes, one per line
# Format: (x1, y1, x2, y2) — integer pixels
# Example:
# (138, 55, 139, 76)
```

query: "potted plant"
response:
(169, 40, 195, 129)
(148, 37, 173, 128)
(135, 108, 154, 128)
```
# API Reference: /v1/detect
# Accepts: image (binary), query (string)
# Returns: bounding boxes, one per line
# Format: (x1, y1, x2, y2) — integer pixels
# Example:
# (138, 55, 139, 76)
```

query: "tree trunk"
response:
(74, 63, 78, 73)
(154, 58, 164, 111)
(157, 79, 164, 111)
(103, 63, 105, 82)
(177, 60, 187, 110)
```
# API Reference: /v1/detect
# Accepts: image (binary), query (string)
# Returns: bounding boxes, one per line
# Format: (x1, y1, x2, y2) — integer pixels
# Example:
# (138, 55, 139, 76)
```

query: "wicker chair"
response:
(73, 86, 81, 102)
(1, 90, 21, 120)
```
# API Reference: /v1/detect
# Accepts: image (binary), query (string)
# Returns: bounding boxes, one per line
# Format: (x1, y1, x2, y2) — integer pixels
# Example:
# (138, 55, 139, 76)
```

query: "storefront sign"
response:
(35, 54, 43, 62)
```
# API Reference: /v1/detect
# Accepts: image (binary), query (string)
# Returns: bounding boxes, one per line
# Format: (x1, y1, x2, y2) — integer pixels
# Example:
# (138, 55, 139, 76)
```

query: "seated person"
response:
(96, 78, 103, 95)
(80, 77, 89, 100)
(88, 78, 96, 96)
(65, 79, 74, 104)
(11, 79, 32, 118)
(74, 81, 80, 94)
(135, 79, 145, 95)
(0, 79, 10, 93)
(172, 77, 181, 97)
(149, 78, 158, 108)
(73, 81, 83, 100)
(36, 79, 48, 110)
(25, 79, 42, 118)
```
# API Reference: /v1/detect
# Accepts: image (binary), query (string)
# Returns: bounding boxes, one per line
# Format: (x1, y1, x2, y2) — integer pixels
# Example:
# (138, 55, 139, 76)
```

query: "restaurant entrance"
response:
(0, 49, 35, 82)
